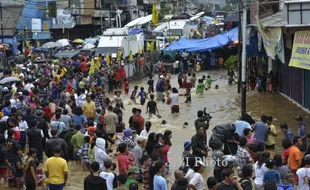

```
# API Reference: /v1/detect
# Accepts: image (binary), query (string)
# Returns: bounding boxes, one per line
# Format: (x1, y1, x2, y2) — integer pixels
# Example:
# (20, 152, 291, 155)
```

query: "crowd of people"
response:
(0, 51, 308, 190)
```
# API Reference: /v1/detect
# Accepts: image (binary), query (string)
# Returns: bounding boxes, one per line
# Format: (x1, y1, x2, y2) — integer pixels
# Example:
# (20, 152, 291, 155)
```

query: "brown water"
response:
(1, 70, 308, 189)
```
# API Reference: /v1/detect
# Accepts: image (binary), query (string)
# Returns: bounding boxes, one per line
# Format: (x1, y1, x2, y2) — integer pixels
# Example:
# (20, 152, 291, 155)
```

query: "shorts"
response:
(171, 105, 179, 114)
(48, 183, 65, 190)
(0, 168, 8, 178)
(73, 152, 80, 161)
(140, 99, 146, 105)
(15, 177, 24, 188)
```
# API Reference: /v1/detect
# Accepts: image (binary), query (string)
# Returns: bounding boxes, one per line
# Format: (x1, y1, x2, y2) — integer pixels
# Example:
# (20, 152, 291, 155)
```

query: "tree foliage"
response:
(224, 55, 238, 70)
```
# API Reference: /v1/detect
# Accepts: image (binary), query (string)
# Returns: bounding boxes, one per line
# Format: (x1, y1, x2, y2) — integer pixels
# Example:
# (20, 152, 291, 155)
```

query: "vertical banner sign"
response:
(43, 21, 49, 32)
(289, 31, 310, 70)
(256, 16, 285, 63)
(31, 18, 41, 32)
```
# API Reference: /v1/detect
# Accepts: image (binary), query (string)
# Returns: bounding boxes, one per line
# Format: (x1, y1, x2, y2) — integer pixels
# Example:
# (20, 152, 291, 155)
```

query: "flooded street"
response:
(66, 70, 310, 189)
(2, 70, 307, 190)
(66, 70, 241, 189)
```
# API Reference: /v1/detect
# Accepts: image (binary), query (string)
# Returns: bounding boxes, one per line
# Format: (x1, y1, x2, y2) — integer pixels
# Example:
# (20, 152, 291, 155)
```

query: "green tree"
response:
(224, 55, 238, 70)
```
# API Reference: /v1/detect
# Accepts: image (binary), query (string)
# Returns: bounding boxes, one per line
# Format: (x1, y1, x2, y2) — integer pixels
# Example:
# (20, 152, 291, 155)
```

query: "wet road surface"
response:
(2, 70, 308, 189)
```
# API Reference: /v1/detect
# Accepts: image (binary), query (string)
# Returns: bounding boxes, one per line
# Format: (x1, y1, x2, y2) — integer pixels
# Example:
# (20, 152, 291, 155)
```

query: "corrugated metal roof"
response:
(260, 11, 287, 27)
(2, 5, 23, 36)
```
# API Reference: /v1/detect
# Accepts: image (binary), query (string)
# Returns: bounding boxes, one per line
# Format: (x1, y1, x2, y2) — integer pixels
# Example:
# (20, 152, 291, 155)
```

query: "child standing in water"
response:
(130, 86, 139, 104)
(205, 75, 215, 90)
(123, 79, 129, 95)
(147, 75, 154, 94)
(196, 79, 205, 95)
(136, 87, 148, 106)
(184, 88, 191, 103)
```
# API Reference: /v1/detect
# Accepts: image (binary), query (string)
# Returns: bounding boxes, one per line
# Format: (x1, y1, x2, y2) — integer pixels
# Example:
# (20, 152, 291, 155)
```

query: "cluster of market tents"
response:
(165, 27, 238, 52)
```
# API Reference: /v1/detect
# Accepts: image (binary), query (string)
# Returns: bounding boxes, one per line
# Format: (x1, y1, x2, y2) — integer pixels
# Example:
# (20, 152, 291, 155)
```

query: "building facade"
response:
(255, 0, 310, 110)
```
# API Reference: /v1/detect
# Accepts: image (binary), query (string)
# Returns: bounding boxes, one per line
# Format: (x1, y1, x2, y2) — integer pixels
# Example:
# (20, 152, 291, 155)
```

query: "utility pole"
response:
(237, 1, 241, 93)
(99, 0, 103, 34)
(0, 3, 3, 43)
(241, 0, 247, 115)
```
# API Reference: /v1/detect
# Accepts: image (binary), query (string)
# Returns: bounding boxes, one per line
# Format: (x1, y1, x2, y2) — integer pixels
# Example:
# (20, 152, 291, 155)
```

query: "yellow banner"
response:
(43, 21, 49, 32)
(256, 16, 285, 63)
(289, 31, 310, 70)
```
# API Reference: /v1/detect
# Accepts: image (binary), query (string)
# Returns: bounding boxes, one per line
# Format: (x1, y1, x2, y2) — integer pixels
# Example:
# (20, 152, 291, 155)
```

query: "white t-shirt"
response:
(140, 129, 152, 138)
(189, 172, 205, 190)
(187, 76, 192, 83)
(297, 167, 310, 190)
(185, 168, 194, 181)
(25, 83, 35, 92)
(19, 121, 29, 132)
(253, 162, 268, 185)
(170, 93, 179, 106)
(99, 171, 115, 190)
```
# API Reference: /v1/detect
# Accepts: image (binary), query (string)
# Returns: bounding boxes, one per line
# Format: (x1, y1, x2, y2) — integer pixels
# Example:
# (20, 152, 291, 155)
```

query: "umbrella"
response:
(40, 42, 62, 49)
(84, 38, 98, 45)
(73, 39, 84, 43)
(0, 77, 20, 84)
(56, 39, 71, 47)
(83, 43, 95, 49)
(171, 13, 191, 20)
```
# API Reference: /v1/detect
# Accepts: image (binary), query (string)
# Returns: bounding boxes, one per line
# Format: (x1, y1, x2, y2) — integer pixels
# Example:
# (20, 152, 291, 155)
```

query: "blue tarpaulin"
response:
(165, 27, 238, 52)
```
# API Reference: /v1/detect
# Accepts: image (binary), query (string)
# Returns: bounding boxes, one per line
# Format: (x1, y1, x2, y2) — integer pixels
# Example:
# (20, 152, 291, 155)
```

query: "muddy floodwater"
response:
(1, 70, 309, 189)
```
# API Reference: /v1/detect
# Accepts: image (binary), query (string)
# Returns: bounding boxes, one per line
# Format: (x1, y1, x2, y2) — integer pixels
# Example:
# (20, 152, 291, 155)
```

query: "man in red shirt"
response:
(119, 63, 126, 80)
(80, 59, 88, 73)
(123, 79, 129, 94)
(118, 143, 130, 175)
(133, 109, 144, 135)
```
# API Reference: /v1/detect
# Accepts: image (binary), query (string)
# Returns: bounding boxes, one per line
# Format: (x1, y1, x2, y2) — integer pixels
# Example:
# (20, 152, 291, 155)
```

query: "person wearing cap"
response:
(183, 141, 192, 160)
(125, 166, 139, 188)
(155, 75, 164, 102)
(297, 116, 307, 151)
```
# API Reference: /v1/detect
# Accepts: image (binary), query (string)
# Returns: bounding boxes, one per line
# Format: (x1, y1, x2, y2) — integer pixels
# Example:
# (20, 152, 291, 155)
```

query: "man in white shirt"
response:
(297, 157, 310, 190)
(99, 159, 117, 190)
(25, 81, 35, 92)
(184, 156, 196, 182)
(189, 161, 205, 190)
(170, 88, 180, 114)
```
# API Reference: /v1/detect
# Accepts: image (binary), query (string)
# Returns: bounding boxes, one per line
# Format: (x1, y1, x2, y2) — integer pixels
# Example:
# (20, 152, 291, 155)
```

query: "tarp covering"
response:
(55, 50, 80, 58)
(165, 27, 238, 52)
